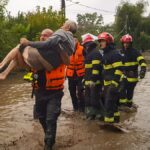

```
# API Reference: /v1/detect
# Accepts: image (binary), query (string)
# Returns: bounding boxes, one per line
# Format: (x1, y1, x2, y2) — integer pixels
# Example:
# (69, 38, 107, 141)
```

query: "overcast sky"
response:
(6, 0, 150, 24)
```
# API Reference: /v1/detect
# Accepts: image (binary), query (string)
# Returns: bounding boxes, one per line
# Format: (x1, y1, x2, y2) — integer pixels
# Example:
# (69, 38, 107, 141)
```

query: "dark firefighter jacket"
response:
(120, 48, 147, 82)
(102, 46, 124, 87)
(84, 49, 103, 86)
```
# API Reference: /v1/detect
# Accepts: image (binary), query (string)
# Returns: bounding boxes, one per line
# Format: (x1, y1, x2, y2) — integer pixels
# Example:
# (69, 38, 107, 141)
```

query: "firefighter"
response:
(33, 65, 65, 150)
(23, 29, 54, 121)
(83, 34, 103, 120)
(32, 22, 77, 150)
(119, 34, 147, 109)
(30, 27, 73, 149)
(98, 32, 124, 123)
(66, 37, 85, 112)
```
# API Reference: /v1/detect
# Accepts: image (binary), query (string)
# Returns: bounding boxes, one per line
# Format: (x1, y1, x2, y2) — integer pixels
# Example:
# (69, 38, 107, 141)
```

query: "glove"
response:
(89, 81, 96, 88)
(140, 70, 146, 79)
(82, 79, 85, 84)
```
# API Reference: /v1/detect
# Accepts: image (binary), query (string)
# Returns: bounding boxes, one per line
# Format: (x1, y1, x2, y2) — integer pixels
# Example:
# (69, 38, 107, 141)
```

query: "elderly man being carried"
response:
(0, 20, 77, 80)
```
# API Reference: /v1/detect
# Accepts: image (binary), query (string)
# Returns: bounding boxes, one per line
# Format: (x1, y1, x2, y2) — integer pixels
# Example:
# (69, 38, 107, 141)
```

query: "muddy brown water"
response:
(0, 72, 150, 150)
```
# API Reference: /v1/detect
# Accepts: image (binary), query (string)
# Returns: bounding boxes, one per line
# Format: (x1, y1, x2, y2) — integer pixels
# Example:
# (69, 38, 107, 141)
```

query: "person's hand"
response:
(140, 70, 145, 79)
(89, 81, 95, 88)
(20, 38, 29, 46)
(82, 79, 85, 84)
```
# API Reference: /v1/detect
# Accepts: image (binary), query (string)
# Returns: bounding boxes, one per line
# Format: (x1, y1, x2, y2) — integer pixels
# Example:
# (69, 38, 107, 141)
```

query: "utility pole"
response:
(125, 15, 128, 34)
(61, 0, 66, 22)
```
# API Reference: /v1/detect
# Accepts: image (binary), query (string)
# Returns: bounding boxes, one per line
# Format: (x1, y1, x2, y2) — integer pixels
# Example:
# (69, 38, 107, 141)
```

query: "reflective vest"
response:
(34, 64, 66, 90)
(45, 64, 66, 90)
(66, 42, 85, 77)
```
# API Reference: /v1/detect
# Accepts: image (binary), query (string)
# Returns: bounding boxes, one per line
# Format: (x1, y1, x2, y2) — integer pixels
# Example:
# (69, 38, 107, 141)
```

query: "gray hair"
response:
(64, 20, 78, 34)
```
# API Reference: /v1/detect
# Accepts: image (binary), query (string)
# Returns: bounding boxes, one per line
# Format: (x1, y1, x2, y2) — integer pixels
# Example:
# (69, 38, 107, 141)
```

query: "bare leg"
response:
(0, 44, 20, 69)
(0, 50, 30, 80)
(17, 50, 29, 68)
(0, 59, 18, 80)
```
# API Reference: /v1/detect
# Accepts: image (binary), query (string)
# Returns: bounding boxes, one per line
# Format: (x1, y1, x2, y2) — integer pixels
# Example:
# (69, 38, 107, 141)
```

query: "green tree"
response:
(26, 6, 63, 41)
(76, 12, 103, 38)
(0, 0, 8, 18)
(114, 0, 150, 49)
(0, 5, 64, 60)
(0, 0, 9, 59)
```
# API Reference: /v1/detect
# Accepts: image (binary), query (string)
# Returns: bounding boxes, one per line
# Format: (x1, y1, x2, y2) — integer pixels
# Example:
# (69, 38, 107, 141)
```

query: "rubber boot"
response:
(114, 111, 120, 123)
(114, 116, 120, 123)
(44, 137, 54, 150)
(44, 144, 53, 150)
(95, 108, 103, 121)
(87, 107, 96, 120)
(85, 107, 94, 120)
(33, 104, 38, 120)
(85, 106, 90, 118)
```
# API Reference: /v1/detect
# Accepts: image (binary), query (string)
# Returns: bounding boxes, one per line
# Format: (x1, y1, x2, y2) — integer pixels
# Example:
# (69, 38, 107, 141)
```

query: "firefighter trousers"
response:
(35, 90, 63, 147)
(119, 80, 137, 107)
(68, 77, 85, 112)
(104, 85, 119, 122)
(84, 85, 102, 108)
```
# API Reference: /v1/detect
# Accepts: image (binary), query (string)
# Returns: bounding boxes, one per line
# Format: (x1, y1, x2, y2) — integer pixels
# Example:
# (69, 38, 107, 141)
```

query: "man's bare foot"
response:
(16, 44, 20, 49)
(0, 73, 7, 80)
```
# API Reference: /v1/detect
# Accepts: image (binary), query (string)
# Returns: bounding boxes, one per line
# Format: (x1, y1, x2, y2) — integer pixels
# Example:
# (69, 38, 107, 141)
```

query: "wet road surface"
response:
(0, 72, 150, 150)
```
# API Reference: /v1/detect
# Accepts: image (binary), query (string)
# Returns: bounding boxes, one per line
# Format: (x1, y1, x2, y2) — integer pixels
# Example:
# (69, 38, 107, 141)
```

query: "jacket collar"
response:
(103, 44, 115, 54)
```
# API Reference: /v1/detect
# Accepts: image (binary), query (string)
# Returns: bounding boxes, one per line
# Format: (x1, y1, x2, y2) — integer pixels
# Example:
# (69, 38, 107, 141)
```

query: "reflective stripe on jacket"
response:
(120, 48, 147, 82)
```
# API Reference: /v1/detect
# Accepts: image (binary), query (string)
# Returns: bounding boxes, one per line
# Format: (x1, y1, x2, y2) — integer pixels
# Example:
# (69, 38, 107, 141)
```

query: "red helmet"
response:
(98, 32, 114, 44)
(82, 34, 95, 45)
(121, 34, 133, 43)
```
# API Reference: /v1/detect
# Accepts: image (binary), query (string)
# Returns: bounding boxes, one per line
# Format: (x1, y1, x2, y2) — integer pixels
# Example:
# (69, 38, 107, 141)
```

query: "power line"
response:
(66, 3, 76, 7)
(114, 26, 126, 39)
(67, 8, 115, 16)
(125, 15, 128, 34)
(66, 0, 115, 14)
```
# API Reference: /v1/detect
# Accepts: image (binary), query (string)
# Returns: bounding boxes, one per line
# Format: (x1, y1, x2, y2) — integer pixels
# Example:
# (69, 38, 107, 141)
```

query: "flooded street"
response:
(0, 73, 34, 145)
(0, 72, 150, 150)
